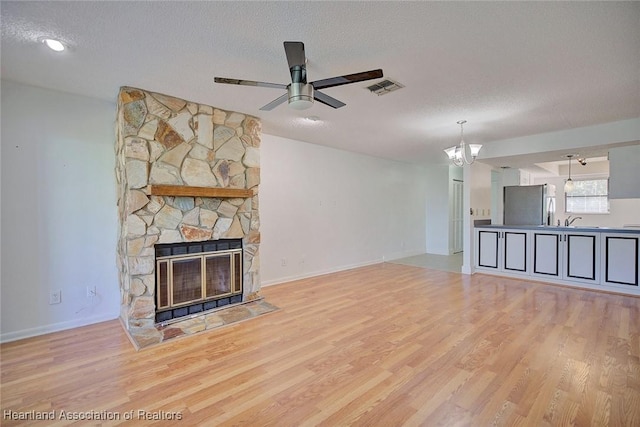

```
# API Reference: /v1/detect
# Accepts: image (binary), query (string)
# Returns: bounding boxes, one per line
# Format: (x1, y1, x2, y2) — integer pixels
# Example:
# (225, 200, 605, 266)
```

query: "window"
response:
(565, 179, 609, 214)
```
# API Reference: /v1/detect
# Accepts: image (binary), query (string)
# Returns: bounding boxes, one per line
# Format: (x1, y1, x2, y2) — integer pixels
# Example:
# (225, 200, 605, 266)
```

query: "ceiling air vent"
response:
(366, 79, 404, 96)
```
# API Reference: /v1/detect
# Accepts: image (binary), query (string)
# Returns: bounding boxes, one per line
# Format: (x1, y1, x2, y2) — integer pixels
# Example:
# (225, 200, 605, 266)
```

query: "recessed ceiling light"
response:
(42, 38, 66, 52)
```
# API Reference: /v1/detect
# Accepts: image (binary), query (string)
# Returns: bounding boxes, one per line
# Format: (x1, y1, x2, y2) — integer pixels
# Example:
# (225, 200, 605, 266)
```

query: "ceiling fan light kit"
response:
(444, 120, 482, 166)
(288, 83, 314, 110)
(214, 41, 383, 111)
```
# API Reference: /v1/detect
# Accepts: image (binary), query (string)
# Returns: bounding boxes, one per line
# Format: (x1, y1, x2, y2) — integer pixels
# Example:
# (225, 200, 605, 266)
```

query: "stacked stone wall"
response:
(115, 87, 260, 333)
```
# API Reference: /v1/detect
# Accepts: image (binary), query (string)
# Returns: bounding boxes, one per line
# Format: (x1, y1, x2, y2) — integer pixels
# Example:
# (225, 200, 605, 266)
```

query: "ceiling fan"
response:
(214, 41, 383, 111)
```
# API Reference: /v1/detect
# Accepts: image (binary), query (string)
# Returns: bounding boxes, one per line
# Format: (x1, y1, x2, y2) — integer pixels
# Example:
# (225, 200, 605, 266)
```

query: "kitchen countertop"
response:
(475, 224, 640, 234)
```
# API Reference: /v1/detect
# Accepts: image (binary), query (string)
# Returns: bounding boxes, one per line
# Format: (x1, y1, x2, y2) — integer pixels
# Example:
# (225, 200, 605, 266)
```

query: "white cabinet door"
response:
(531, 231, 562, 278)
(564, 232, 600, 284)
(477, 229, 500, 270)
(503, 230, 528, 274)
(475, 228, 529, 275)
(601, 233, 639, 287)
(532, 231, 600, 284)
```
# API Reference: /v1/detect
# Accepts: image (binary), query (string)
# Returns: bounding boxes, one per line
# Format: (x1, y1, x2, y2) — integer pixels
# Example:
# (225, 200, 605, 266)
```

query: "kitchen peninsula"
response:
(475, 225, 640, 296)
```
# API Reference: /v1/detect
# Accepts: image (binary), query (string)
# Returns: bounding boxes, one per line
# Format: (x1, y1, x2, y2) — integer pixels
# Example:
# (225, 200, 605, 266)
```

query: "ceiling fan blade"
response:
(283, 41, 306, 69)
(314, 91, 346, 109)
(284, 41, 307, 84)
(214, 77, 287, 90)
(312, 69, 383, 90)
(259, 93, 289, 111)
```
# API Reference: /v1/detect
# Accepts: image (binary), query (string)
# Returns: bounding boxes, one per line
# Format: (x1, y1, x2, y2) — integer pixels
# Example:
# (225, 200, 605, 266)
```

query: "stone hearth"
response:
(115, 87, 261, 346)
(129, 299, 278, 350)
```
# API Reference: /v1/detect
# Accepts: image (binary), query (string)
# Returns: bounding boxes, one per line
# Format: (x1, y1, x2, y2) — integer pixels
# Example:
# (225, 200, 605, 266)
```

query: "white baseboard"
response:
(0, 313, 119, 344)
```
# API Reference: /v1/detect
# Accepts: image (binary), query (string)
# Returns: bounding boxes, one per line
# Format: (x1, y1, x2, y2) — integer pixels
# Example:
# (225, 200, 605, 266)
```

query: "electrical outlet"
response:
(49, 290, 61, 305)
(281, 258, 287, 266)
(87, 286, 97, 298)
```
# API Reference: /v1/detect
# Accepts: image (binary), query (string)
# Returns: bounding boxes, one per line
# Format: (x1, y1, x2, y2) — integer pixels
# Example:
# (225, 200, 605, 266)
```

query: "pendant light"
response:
(564, 154, 575, 192)
(444, 120, 482, 166)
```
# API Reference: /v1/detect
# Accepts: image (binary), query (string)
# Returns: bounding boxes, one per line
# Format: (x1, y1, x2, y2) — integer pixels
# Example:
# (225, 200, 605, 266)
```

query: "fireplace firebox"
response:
(155, 239, 243, 323)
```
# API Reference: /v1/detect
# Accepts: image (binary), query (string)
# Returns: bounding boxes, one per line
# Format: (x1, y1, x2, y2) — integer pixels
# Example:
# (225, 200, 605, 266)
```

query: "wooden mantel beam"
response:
(147, 185, 254, 198)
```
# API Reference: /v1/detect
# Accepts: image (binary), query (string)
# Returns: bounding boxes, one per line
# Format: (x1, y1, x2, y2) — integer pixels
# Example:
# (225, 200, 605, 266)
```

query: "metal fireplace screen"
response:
(155, 239, 242, 323)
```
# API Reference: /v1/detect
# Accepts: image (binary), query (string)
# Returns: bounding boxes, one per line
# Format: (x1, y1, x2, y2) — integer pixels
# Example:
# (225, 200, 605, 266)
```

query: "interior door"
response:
(452, 179, 463, 253)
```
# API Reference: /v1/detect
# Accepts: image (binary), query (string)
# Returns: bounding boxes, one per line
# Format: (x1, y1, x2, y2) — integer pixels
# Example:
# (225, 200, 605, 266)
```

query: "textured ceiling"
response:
(1, 1, 639, 165)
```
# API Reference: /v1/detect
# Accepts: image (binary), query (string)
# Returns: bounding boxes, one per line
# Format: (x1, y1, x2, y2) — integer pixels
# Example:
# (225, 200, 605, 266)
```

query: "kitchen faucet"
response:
(565, 216, 582, 226)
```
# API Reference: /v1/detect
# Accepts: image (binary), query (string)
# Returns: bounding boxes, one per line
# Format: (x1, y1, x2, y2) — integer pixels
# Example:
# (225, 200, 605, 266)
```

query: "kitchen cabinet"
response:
(601, 233, 639, 287)
(476, 228, 529, 275)
(564, 231, 600, 285)
(476, 225, 639, 296)
(531, 230, 600, 284)
(501, 168, 526, 186)
(477, 229, 500, 270)
(609, 145, 640, 199)
(531, 231, 562, 278)
(503, 230, 528, 273)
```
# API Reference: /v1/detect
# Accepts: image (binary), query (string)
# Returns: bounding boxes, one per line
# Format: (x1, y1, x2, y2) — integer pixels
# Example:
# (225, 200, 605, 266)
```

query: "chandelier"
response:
(443, 120, 482, 166)
(564, 154, 575, 192)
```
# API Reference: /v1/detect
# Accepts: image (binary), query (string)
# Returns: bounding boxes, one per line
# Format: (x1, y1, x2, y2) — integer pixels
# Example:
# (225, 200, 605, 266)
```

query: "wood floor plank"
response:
(1, 263, 639, 426)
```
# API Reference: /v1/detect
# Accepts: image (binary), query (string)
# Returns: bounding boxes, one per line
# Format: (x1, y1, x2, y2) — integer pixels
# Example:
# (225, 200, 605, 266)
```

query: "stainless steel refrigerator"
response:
(503, 184, 555, 226)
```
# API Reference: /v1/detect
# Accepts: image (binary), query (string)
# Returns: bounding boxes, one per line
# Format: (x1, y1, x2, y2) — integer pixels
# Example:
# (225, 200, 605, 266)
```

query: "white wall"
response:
(1, 80, 120, 342)
(259, 134, 428, 285)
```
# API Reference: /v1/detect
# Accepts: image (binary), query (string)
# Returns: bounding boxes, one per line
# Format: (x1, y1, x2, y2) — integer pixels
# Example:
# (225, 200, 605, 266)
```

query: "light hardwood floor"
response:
(2, 263, 639, 426)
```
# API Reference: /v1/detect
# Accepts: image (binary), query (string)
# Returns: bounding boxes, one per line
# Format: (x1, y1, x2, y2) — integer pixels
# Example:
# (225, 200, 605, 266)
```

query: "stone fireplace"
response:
(115, 87, 261, 343)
